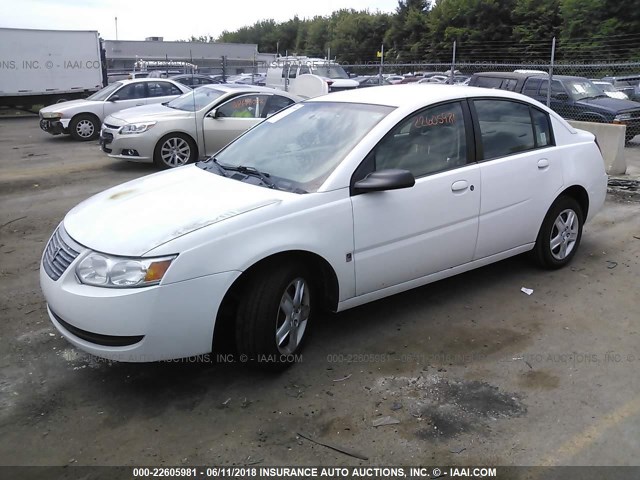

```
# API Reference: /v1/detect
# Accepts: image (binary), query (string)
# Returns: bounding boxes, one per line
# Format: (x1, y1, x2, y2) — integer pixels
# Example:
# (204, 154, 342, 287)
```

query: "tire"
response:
(69, 114, 100, 141)
(532, 196, 584, 269)
(235, 263, 313, 370)
(153, 133, 197, 169)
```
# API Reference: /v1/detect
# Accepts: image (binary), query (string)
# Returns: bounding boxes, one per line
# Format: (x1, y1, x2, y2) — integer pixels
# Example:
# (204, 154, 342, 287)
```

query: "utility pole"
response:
(114, 17, 118, 41)
(450, 40, 456, 84)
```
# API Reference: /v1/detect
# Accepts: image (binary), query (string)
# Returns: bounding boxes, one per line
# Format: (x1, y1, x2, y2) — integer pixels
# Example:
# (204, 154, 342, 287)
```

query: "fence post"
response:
(450, 40, 457, 83)
(547, 37, 556, 107)
(221, 56, 227, 82)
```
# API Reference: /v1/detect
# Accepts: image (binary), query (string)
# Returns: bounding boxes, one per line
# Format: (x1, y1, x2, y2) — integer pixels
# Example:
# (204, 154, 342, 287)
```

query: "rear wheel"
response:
(235, 263, 313, 370)
(69, 114, 100, 141)
(153, 133, 197, 169)
(532, 196, 583, 269)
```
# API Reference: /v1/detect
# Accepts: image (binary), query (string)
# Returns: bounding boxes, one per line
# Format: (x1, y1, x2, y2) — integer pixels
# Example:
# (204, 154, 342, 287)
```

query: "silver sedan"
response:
(99, 85, 301, 169)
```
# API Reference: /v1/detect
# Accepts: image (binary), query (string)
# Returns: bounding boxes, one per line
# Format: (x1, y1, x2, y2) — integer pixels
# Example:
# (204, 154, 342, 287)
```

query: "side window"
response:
(114, 83, 146, 100)
(476, 77, 503, 89)
(531, 108, 552, 147)
(474, 99, 536, 159)
(288, 66, 297, 79)
(262, 95, 295, 118)
(217, 95, 264, 118)
(370, 101, 468, 178)
(540, 80, 565, 98)
(522, 78, 541, 97)
(147, 81, 182, 97)
(502, 79, 518, 91)
(299, 65, 310, 75)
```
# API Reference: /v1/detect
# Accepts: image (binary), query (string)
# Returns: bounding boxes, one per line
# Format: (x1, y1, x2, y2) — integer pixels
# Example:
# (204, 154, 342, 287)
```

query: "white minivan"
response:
(266, 56, 358, 97)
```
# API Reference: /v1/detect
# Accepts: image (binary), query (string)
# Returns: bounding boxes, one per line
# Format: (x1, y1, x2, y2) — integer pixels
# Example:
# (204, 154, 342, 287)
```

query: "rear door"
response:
(471, 98, 563, 259)
(103, 82, 148, 118)
(145, 81, 184, 105)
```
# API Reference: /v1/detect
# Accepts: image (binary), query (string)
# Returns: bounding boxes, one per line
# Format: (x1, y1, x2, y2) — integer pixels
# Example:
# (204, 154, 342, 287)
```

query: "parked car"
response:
(41, 85, 606, 366)
(385, 75, 405, 84)
(39, 79, 191, 141)
(470, 72, 640, 142)
(99, 85, 300, 169)
(353, 76, 391, 87)
(418, 75, 449, 84)
(600, 74, 640, 101)
(170, 74, 221, 88)
(592, 80, 629, 100)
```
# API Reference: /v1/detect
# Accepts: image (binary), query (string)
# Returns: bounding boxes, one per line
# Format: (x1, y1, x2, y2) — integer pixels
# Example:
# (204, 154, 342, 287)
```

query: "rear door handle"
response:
(538, 158, 549, 169)
(451, 180, 469, 192)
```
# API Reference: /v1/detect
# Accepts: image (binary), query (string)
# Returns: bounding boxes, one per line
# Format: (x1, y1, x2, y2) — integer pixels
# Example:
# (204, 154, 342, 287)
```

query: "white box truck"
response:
(0, 28, 105, 110)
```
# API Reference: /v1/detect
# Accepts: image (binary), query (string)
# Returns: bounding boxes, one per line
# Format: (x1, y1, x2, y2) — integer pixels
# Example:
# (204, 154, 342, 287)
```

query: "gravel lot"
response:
(1, 116, 639, 467)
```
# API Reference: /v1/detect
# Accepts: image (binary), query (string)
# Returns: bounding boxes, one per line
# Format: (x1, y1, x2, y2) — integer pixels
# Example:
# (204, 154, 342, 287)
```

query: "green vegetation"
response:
(186, 0, 640, 63)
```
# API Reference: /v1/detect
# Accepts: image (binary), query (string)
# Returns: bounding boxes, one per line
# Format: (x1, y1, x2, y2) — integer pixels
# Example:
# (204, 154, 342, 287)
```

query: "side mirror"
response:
(353, 169, 415, 194)
(552, 92, 569, 101)
(207, 109, 219, 119)
(109, 95, 120, 102)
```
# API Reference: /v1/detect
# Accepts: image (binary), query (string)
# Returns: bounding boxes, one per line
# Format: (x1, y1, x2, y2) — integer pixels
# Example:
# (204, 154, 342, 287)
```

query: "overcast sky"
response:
(1, 0, 400, 43)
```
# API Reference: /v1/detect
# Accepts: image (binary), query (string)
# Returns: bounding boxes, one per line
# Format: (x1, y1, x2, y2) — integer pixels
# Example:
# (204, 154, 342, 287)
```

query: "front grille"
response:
(43, 227, 81, 281)
(103, 123, 119, 130)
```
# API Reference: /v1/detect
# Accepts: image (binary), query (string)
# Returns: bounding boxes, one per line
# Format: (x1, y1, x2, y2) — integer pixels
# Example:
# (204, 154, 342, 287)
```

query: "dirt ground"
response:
(1, 116, 639, 468)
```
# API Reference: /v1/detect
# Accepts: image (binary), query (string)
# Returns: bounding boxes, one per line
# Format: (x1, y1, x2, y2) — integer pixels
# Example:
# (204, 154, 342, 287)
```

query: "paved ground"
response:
(0, 117, 639, 468)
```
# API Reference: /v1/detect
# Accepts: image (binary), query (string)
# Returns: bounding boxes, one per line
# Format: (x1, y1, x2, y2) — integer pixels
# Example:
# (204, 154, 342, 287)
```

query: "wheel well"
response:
(71, 112, 100, 126)
(560, 185, 589, 219)
(212, 250, 339, 352)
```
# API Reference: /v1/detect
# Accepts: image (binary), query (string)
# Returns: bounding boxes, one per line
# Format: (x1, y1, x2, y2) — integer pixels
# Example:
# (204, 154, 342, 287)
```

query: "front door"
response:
(351, 101, 481, 296)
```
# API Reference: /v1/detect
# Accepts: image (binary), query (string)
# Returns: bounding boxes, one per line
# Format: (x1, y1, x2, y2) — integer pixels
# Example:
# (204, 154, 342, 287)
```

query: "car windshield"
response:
(565, 80, 604, 100)
(203, 102, 393, 193)
(87, 82, 122, 101)
(595, 83, 614, 92)
(167, 87, 224, 111)
(310, 64, 349, 79)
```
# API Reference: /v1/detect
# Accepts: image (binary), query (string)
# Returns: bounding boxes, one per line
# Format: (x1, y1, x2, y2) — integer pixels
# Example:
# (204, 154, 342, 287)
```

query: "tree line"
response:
(185, 0, 640, 64)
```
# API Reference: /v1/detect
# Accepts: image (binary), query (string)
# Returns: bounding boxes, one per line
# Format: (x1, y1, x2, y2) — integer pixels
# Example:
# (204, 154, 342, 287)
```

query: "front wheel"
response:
(69, 114, 100, 141)
(532, 196, 583, 269)
(235, 263, 313, 370)
(153, 133, 197, 169)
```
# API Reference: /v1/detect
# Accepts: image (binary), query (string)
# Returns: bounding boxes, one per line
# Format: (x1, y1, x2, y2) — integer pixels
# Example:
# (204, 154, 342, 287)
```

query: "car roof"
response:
(472, 72, 535, 80)
(116, 78, 182, 85)
(197, 84, 299, 97)
(308, 84, 545, 107)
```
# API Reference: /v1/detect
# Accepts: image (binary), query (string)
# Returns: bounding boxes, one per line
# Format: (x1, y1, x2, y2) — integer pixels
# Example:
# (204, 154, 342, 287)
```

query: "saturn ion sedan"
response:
(39, 79, 191, 141)
(99, 85, 301, 169)
(40, 85, 607, 368)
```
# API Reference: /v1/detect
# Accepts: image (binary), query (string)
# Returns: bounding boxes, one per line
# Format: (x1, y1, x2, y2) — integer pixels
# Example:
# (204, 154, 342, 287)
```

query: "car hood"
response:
(577, 96, 640, 112)
(40, 99, 102, 115)
(63, 165, 285, 256)
(107, 103, 190, 124)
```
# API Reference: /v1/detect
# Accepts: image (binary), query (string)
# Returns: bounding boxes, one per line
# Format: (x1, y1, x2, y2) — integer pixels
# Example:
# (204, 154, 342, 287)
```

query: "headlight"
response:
(76, 252, 175, 288)
(119, 122, 156, 134)
(614, 113, 632, 122)
(42, 112, 63, 119)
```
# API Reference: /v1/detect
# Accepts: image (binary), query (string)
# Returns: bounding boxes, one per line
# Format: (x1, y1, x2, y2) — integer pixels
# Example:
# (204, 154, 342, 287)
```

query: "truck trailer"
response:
(0, 28, 105, 110)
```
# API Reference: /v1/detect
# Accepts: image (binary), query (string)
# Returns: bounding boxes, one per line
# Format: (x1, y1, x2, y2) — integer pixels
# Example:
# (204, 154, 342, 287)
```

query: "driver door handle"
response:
(451, 180, 469, 192)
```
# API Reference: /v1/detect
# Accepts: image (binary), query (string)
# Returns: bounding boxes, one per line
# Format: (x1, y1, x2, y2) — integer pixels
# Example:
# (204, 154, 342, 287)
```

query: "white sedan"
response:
(40, 85, 607, 367)
(99, 85, 301, 169)
(39, 79, 191, 141)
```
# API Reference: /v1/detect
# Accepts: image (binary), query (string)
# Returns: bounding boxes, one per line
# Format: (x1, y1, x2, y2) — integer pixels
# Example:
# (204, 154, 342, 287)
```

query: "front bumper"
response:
(39, 118, 67, 136)
(40, 231, 241, 362)
(100, 124, 154, 162)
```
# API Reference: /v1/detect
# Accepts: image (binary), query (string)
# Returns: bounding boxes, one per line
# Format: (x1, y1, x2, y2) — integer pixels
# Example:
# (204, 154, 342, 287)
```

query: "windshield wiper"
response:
(207, 159, 277, 189)
(228, 165, 277, 189)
